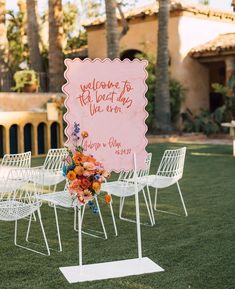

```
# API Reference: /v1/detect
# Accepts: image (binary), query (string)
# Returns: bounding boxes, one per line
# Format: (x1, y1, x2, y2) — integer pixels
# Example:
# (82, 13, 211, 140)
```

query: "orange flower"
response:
(104, 194, 112, 204)
(69, 178, 81, 190)
(73, 152, 83, 164)
(80, 177, 91, 190)
(67, 170, 76, 181)
(74, 166, 85, 176)
(81, 131, 88, 138)
(92, 181, 101, 192)
(87, 155, 96, 164)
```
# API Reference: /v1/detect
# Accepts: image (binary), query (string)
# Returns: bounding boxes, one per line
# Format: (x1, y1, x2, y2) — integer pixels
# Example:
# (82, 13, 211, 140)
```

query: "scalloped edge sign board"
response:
(63, 58, 148, 172)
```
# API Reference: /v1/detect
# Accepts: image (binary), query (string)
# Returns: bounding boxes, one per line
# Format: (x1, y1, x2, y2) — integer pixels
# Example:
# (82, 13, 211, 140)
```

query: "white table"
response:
(221, 122, 235, 156)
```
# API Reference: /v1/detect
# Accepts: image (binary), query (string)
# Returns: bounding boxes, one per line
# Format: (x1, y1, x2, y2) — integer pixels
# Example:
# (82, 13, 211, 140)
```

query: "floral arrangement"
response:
(47, 95, 65, 111)
(63, 122, 111, 208)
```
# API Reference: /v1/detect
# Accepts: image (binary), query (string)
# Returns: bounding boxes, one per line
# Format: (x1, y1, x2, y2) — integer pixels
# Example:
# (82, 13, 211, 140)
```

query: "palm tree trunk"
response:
(154, 0, 172, 133)
(26, 0, 43, 72)
(0, 0, 9, 91)
(104, 0, 119, 59)
(48, 0, 64, 92)
(26, 0, 45, 90)
(18, 0, 27, 41)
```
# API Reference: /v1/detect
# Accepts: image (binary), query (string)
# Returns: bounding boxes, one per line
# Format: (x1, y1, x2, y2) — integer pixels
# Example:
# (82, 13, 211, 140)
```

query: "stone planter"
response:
(47, 103, 59, 121)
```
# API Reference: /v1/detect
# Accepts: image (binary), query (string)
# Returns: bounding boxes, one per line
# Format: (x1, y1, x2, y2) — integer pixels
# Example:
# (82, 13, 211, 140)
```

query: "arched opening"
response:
(0, 125, 4, 158)
(120, 49, 143, 61)
(50, 122, 60, 149)
(10, 124, 18, 154)
(24, 123, 33, 152)
(37, 122, 46, 154)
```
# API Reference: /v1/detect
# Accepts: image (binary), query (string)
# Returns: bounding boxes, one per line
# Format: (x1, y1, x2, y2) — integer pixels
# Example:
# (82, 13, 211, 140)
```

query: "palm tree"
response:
(18, 0, 27, 40)
(26, 0, 43, 74)
(104, 0, 119, 59)
(0, 0, 9, 91)
(48, 0, 64, 92)
(232, 0, 235, 11)
(104, 0, 129, 59)
(154, 0, 172, 133)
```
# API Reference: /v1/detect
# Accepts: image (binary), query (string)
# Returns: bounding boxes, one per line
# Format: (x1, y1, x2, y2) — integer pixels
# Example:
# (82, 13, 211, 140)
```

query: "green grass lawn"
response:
(0, 143, 234, 289)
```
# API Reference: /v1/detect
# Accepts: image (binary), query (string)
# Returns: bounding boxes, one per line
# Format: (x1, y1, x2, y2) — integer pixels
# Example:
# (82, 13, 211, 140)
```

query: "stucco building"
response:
(0, 93, 64, 157)
(84, 0, 235, 114)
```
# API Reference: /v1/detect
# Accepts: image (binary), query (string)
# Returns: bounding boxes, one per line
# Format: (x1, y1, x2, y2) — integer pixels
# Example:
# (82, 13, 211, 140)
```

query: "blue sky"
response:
(6, 0, 233, 13)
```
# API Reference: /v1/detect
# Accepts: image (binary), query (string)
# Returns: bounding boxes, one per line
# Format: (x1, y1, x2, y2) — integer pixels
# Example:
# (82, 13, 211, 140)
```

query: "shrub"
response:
(136, 52, 186, 130)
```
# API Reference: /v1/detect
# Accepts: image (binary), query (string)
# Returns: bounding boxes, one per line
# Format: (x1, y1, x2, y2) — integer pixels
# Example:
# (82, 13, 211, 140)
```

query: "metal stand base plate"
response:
(60, 257, 164, 283)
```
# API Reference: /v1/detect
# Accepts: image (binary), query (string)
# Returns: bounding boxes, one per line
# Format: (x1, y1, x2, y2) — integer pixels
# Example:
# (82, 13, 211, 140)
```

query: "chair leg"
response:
(109, 199, 118, 236)
(95, 197, 107, 239)
(54, 205, 62, 251)
(78, 199, 108, 239)
(25, 214, 32, 242)
(73, 207, 77, 231)
(81, 204, 86, 224)
(119, 197, 125, 219)
(146, 185, 155, 225)
(142, 188, 154, 226)
(154, 188, 158, 211)
(14, 209, 50, 256)
(118, 192, 153, 226)
(176, 181, 188, 217)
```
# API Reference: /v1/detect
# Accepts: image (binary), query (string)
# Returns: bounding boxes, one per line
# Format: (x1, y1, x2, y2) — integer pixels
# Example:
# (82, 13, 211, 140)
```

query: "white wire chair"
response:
(118, 153, 154, 226)
(0, 168, 50, 256)
(30, 181, 107, 252)
(0, 151, 31, 170)
(140, 147, 188, 219)
(31, 148, 68, 189)
(102, 154, 152, 236)
(102, 178, 146, 236)
(0, 152, 32, 188)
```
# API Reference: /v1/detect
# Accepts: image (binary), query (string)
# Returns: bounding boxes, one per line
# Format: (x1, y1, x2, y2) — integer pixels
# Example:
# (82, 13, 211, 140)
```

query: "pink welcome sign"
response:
(63, 58, 148, 172)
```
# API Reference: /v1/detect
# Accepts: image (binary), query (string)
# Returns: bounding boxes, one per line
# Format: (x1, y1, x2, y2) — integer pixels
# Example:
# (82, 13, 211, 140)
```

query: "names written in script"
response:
(83, 137, 132, 155)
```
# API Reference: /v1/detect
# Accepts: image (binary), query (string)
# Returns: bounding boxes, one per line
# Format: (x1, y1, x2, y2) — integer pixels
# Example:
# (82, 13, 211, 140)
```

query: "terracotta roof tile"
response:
(190, 33, 235, 57)
(83, 0, 235, 27)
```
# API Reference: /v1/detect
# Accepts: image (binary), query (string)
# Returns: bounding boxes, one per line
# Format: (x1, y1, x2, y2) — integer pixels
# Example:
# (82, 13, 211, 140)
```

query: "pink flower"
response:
(83, 162, 96, 171)
(83, 170, 95, 177)
(65, 156, 73, 164)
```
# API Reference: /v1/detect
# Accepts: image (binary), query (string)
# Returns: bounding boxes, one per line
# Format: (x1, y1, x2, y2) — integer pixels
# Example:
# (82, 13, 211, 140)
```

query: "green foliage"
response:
(170, 78, 186, 123)
(80, 0, 102, 18)
(7, 10, 29, 73)
(212, 75, 235, 120)
(13, 70, 39, 92)
(182, 107, 226, 135)
(136, 52, 186, 130)
(63, 2, 79, 36)
(183, 75, 235, 135)
(199, 0, 210, 5)
(65, 31, 88, 52)
(63, 2, 88, 52)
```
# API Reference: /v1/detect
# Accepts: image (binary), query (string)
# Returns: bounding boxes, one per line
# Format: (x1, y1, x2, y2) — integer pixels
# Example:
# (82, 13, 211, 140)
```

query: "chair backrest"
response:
(0, 168, 42, 221)
(138, 152, 152, 178)
(43, 148, 68, 170)
(1, 151, 31, 168)
(157, 147, 186, 180)
(118, 152, 152, 181)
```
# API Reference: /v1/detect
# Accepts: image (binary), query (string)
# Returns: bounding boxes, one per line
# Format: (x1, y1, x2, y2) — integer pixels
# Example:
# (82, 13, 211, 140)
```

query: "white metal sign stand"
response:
(60, 154, 164, 283)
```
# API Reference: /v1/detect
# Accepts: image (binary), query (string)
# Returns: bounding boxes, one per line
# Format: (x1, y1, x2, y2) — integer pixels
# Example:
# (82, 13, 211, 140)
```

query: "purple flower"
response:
(72, 122, 80, 141)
